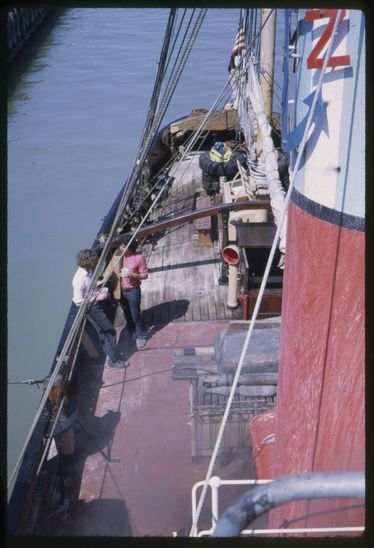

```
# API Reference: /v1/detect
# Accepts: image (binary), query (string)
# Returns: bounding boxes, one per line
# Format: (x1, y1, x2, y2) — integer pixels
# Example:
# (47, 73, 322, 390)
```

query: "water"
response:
(7, 8, 284, 481)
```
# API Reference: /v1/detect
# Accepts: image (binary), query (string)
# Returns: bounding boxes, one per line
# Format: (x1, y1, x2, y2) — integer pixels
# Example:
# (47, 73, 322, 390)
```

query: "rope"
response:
(93, 14, 206, 268)
(8, 10, 207, 493)
(138, 9, 178, 147)
(101, 10, 207, 250)
(149, 10, 207, 140)
(8, 379, 44, 387)
(116, 10, 274, 234)
(124, 11, 277, 242)
(33, 14, 270, 487)
(189, 9, 344, 536)
(96, 174, 175, 289)
(8, 314, 87, 493)
(91, 12, 211, 285)
(247, 57, 287, 253)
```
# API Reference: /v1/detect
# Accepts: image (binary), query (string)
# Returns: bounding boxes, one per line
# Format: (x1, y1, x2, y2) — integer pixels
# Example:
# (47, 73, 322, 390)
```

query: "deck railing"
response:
(189, 474, 365, 537)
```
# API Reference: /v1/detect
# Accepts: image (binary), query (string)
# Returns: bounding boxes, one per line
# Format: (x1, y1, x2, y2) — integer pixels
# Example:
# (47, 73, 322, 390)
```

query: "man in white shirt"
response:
(72, 249, 128, 368)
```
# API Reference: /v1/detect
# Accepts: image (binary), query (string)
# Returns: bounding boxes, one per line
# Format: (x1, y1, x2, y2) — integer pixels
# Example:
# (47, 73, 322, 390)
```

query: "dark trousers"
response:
(86, 302, 119, 362)
(120, 287, 146, 338)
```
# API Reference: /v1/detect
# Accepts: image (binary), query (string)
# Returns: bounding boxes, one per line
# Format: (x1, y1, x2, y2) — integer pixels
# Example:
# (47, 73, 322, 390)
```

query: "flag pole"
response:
(259, 8, 277, 121)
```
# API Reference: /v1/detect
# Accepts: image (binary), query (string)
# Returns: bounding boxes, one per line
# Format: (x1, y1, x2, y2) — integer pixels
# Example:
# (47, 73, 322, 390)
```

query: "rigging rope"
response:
(247, 57, 287, 253)
(76, 9, 272, 331)
(8, 379, 44, 386)
(8, 315, 87, 494)
(116, 10, 275, 235)
(148, 10, 207, 141)
(8, 9, 207, 493)
(120, 11, 280, 252)
(87, 10, 210, 287)
(189, 8, 344, 536)
(141, 9, 177, 137)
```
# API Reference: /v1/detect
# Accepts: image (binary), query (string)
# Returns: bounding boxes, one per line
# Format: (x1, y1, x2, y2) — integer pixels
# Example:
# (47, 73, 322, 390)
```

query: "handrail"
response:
(127, 199, 271, 239)
(191, 477, 271, 536)
(212, 472, 365, 537)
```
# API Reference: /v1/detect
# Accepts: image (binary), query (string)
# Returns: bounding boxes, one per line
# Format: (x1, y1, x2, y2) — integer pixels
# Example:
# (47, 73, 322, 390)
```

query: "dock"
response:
(7, 8, 54, 63)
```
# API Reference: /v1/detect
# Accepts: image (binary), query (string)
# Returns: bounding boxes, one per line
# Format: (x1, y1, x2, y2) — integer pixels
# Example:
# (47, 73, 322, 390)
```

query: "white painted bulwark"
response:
(294, 10, 365, 219)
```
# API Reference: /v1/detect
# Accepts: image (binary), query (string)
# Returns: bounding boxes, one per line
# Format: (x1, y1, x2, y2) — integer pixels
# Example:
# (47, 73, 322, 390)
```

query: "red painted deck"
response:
(59, 321, 253, 536)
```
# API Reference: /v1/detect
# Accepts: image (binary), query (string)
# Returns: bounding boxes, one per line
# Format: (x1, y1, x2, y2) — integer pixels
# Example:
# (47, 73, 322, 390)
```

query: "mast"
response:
(248, 8, 286, 255)
(259, 8, 276, 121)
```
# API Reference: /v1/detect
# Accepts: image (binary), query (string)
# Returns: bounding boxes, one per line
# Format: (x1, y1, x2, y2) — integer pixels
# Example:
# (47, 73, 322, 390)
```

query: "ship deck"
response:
(37, 139, 361, 539)
(44, 154, 259, 536)
(140, 154, 243, 324)
(51, 321, 257, 536)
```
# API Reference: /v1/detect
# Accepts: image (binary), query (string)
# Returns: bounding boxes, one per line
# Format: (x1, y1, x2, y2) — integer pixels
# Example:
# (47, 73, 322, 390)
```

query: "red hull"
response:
(269, 200, 365, 533)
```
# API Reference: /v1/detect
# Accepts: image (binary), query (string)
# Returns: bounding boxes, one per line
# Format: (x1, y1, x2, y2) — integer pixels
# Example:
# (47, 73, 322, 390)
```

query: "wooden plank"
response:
(140, 154, 243, 326)
(173, 362, 218, 380)
(198, 297, 210, 322)
(227, 319, 281, 331)
(169, 108, 237, 135)
(196, 230, 212, 247)
(172, 357, 218, 369)
(194, 196, 212, 230)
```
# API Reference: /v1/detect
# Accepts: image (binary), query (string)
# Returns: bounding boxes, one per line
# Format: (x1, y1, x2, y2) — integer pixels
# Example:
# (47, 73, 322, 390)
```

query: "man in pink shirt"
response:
(116, 234, 149, 350)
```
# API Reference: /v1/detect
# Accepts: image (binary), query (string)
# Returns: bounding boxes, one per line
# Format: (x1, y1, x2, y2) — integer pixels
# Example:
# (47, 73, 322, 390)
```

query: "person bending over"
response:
(72, 248, 128, 368)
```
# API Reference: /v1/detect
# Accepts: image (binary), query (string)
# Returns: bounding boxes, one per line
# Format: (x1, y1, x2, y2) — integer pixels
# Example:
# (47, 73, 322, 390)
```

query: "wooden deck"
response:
(140, 153, 243, 326)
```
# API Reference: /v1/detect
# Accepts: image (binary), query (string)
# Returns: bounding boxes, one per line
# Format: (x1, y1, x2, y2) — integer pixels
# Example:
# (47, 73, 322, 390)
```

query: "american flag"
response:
(228, 28, 246, 71)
